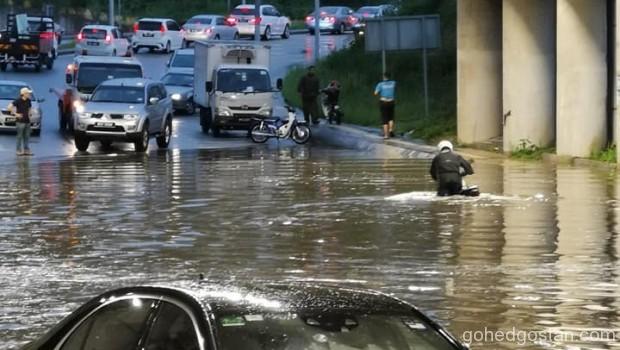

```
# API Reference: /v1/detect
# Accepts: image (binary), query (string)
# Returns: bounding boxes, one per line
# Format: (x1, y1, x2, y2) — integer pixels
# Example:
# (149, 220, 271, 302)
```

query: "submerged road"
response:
(0, 33, 353, 163)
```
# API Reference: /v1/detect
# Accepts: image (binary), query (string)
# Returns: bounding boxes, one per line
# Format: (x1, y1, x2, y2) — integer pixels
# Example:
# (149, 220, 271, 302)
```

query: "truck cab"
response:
(194, 41, 280, 136)
(0, 13, 57, 72)
(54, 56, 144, 131)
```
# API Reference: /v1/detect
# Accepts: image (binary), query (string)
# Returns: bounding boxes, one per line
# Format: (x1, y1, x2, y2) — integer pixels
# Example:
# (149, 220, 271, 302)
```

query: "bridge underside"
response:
(458, 0, 613, 158)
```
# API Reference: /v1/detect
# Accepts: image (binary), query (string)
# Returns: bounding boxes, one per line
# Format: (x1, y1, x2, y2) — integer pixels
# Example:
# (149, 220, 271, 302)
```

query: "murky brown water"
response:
(2, 146, 620, 349)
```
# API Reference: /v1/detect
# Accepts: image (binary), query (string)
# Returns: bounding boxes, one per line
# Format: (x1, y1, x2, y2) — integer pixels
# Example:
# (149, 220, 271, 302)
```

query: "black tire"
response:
(46, 57, 54, 70)
(132, 46, 139, 54)
(309, 29, 315, 36)
(34, 64, 41, 72)
(100, 140, 112, 148)
(262, 26, 271, 41)
(185, 99, 195, 115)
(134, 124, 149, 152)
(164, 41, 171, 54)
(74, 134, 90, 151)
(0, 63, 6, 72)
(200, 107, 212, 134)
(233, 32, 240, 40)
(214, 34, 220, 40)
(292, 124, 311, 144)
(250, 123, 270, 143)
(156, 119, 172, 148)
(58, 104, 67, 131)
(282, 25, 290, 39)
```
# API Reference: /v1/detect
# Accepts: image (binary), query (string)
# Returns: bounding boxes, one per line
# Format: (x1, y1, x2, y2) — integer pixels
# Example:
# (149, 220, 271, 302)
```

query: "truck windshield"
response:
(216, 313, 457, 350)
(217, 68, 271, 93)
(0, 85, 35, 100)
(91, 86, 144, 104)
(76, 63, 143, 94)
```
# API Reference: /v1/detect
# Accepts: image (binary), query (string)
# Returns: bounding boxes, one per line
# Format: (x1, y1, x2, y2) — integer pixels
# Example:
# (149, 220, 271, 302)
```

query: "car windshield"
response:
(91, 86, 144, 103)
(76, 63, 143, 94)
(138, 21, 162, 31)
(357, 7, 380, 15)
(187, 17, 212, 25)
(232, 7, 255, 16)
(217, 69, 271, 93)
(217, 313, 457, 350)
(0, 85, 35, 100)
(162, 73, 193, 87)
(171, 54, 194, 68)
(81, 28, 107, 40)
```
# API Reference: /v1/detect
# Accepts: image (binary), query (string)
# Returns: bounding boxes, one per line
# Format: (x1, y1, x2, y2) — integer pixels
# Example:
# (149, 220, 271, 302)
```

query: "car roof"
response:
(191, 14, 221, 19)
(138, 18, 175, 22)
(99, 78, 155, 87)
(73, 55, 142, 66)
(0, 80, 31, 87)
(165, 68, 194, 75)
(217, 64, 269, 71)
(81, 24, 116, 30)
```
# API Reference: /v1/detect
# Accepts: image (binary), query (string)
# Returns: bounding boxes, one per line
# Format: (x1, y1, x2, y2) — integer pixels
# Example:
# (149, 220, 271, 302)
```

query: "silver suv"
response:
(73, 78, 173, 152)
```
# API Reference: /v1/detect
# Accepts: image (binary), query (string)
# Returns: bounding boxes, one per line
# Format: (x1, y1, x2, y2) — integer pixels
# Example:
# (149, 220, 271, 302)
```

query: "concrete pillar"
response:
(556, 0, 608, 157)
(502, 0, 556, 152)
(457, 0, 503, 145)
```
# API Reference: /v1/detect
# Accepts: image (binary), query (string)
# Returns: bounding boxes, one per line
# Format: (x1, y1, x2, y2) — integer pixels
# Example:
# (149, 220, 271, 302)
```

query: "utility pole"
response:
(314, 0, 320, 63)
(117, 0, 121, 26)
(254, 0, 261, 42)
(109, 0, 114, 26)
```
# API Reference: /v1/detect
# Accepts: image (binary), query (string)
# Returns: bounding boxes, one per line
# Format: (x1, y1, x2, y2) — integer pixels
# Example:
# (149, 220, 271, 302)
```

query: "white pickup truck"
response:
(194, 41, 281, 136)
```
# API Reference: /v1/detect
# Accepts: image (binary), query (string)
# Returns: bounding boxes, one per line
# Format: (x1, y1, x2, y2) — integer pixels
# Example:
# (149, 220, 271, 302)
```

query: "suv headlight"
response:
(259, 108, 272, 116)
(123, 114, 139, 120)
(171, 93, 182, 101)
(79, 112, 92, 119)
(217, 108, 232, 117)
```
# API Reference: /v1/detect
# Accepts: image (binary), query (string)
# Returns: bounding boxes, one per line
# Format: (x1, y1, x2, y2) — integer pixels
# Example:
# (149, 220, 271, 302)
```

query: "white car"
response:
(131, 18, 183, 54)
(181, 14, 239, 47)
(0, 81, 43, 136)
(75, 25, 130, 57)
(230, 4, 291, 40)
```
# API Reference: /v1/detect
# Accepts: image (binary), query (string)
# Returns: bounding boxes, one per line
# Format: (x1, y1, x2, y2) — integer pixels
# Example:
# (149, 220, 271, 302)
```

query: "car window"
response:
(157, 85, 167, 99)
(60, 298, 156, 350)
(262, 7, 273, 16)
(144, 301, 200, 350)
(167, 21, 180, 31)
(215, 17, 225, 26)
(171, 53, 194, 68)
(187, 17, 212, 25)
(81, 28, 106, 40)
(111, 29, 118, 39)
(138, 21, 162, 31)
(148, 86, 159, 100)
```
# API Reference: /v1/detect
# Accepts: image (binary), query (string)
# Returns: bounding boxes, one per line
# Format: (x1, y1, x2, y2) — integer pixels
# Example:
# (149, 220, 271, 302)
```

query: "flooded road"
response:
(2, 147, 620, 349)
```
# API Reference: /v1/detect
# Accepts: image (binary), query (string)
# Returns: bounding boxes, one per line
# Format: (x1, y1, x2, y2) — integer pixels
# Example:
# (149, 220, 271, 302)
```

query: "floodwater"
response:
(2, 146, 620, 349)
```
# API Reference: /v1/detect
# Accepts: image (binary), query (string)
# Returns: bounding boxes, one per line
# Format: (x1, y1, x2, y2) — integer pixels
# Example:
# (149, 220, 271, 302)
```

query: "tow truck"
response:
(0, 13, 56, 72)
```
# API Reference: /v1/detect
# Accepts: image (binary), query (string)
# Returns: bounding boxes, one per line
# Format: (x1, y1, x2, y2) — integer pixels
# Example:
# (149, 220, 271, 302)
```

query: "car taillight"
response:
(76, 32, 83, 41)
(305, 16, 313, 23)
(349, 16, 358, 23)
(160, 24, 166, 32)
(204, 27, 213, 34)
(40, 32, 54, 39)
(133, 23, 138, 32)
(249, 17, 261, 25)
(105, 34, 112, 43)
(226, 17, 237, 26)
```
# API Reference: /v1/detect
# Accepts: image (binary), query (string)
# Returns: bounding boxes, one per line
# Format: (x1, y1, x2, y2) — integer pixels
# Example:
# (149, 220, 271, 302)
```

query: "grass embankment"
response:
(283, 2, 457, 143)
(591, 145, 617, 163)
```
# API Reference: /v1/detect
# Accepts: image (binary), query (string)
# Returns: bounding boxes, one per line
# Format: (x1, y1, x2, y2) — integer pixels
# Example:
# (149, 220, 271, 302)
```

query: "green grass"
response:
(59, 41, 76, 50)
(510, 139, 553, 160)
(290, 20, 307, 31)
(591, 145, 617, 163)
(283, 38, 456, 143)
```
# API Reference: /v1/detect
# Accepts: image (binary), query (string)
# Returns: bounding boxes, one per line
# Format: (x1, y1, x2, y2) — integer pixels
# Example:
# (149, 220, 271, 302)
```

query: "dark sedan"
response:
(22, 281, 467, 349)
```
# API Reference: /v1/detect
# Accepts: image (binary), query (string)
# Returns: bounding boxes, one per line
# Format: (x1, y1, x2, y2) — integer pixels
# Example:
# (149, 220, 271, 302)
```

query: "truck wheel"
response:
(0, 63, 6, 72)
(58, 104, 67, 131)
(74, 134, 90, 151)
(200, 107, 212, 134)
(262, 26, 271, 41)
(156, 119, 172, 148)
(134, 125, 149, 152)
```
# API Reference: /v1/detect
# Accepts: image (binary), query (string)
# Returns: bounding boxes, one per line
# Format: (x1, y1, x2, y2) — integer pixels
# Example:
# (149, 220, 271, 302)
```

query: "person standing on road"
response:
(7, 87, 34, 156)
(297, 65, 321, 125)
(374, 72, 396, 139)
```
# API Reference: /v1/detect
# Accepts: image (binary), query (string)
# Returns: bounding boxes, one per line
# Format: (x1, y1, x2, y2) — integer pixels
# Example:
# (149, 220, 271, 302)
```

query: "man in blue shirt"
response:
(374, 72, 396, 139)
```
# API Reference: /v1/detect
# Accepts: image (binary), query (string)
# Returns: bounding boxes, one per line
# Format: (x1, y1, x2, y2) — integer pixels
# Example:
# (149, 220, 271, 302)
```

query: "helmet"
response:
(437, 140, 453, 152)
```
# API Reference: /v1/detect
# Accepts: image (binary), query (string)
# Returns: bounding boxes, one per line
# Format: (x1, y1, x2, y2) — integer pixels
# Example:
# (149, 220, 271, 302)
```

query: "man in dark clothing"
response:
(7, 87, 34, 156)
(321, 80, 342, 125)
(430, 140, 474, 196)
(297, 65, 321, 125)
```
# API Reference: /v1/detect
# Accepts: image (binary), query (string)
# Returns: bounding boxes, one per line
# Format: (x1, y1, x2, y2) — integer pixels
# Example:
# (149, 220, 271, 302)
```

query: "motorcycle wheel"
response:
(292, 125, 311, 144)
(250, 123, 270, 143)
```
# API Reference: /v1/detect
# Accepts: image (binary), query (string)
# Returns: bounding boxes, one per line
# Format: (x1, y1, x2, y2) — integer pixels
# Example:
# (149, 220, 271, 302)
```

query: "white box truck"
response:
(194, 40, 282, 136)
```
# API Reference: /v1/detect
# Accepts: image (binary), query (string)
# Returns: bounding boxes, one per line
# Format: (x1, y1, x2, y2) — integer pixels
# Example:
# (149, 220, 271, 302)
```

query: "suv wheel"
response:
(164, 41, 171, 54)
(74, 134, 90, 151)
(282, 25, 290, 39)
(132, 46, 139, 54)
(156, 119, 172, 148)
(262, 26, 271, 41)
(135, 125, 149, 152)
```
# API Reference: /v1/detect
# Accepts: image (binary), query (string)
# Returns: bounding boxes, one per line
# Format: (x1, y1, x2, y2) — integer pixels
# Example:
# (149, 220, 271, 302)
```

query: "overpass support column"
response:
(557, 0, 608, 157)
(502, 0, 556, 152)
(457, 0, 502, 145)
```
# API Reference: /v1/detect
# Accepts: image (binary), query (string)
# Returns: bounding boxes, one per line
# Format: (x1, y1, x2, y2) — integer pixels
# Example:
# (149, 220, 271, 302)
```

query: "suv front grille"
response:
(110, 114, 124, 119)
(87, 125, 125, 132)
(91, 113, 104, 119)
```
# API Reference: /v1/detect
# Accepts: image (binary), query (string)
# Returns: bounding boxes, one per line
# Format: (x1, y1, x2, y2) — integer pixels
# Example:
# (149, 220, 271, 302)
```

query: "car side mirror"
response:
(276, 78, 283, 90)
(206, 81, 213, 93)
(65, 74, 72, 84)
(149, 97, 160, 105)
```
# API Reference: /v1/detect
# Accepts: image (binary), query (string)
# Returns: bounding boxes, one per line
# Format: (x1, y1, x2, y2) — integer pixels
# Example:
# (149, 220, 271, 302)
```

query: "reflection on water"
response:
(2, 149, 620, 349)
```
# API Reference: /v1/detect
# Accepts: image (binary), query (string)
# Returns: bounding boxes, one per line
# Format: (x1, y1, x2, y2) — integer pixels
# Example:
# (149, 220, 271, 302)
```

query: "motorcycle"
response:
(250, 106, 312, 144)
(460, 176, 480, 197)
(321, 90, 342, 125)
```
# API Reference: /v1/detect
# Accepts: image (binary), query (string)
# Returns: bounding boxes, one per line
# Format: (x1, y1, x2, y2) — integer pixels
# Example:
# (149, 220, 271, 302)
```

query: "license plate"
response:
(95, 122, 115, 127)
(143, 33, 155, 37)
(239, 19, 249, 23)
(5, 117, 15, 122)
(87, 41, 99, 46)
